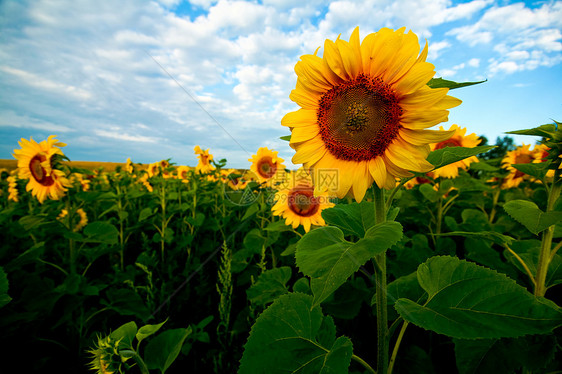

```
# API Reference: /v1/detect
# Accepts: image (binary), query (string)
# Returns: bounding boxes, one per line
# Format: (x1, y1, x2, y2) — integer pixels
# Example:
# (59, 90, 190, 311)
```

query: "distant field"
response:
(0, 159, 128, 172)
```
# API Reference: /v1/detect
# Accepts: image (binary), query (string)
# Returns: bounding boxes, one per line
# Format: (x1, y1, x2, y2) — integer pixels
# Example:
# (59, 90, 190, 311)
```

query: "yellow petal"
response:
(292, 138, 327, 165)
(368, 156, 387, 189)
(282, 109, 318, 128)
(399, 128, 455, 146)
(393, 62, 436, 96)
(400, 85, 448, 109)
(290, 124, 320, 143)
(323, 38, 349, 80)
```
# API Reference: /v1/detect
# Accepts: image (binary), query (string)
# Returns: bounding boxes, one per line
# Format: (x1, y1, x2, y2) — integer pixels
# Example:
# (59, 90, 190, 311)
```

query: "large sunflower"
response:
(272, 168, 334, 232)
(430, 124, 481, 178)
(13, 135, 71, 203)
(194, 146, 216, 173)
(248, 147, 286, 184)
(282, 27, 461, 202)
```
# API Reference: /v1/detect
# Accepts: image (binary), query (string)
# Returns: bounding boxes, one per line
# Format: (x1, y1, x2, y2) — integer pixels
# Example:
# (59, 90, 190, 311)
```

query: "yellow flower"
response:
(272, 168, 334, 232)
(430, 124, 481, 178)
(282, 27, 461, 202)
(501, 144, 533, 188)
(147, 162, 160, 178)
(248, 147, 286, 184)
(139, 174, 153, 192)
(7, 176, 19, 202)
(176, 165, 191, 183)
(194, 146, 216, 173)
(125, 158, 134, 173)
(12, 135, 71, 204)
(58, 208, 88, 231)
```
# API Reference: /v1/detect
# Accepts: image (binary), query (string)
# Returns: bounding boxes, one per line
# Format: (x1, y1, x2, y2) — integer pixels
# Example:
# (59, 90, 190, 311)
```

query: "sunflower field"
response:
(1, 28, 562, 374)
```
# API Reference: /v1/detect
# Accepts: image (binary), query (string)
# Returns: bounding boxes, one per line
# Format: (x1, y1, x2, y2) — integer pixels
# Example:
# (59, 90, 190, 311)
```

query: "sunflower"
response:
(58, 208, 88, 232)
(194, 146, 216, 173)
(147, 162, 160, 178)
(248, 147, 286, 184)
(430, 124, 481, 178)
(404, 173, 434, 189)
(139, 173, 153, 192)
(282, 27, 461, 202)
(176, 165, 191, 183)
(12, 135, 71, 204)
(7, 175, 19, 202)
(125, 158, 134, 173)
(501, 144, 533, 188)
(272, 168, 334, 232)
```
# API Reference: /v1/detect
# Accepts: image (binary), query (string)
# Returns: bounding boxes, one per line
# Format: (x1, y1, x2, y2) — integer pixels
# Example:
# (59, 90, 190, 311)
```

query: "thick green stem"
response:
(435, 197, 443, 236)
(534, 179, 561, 297)
(373, 185, 388, 374)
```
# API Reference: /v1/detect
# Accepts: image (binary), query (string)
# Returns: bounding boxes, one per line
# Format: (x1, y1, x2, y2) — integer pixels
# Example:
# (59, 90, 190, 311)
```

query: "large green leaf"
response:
(246, 267, 292, 306)
(110, 321, 138, 350)
(136, 319, 167, 345)
(239, 293, 353, 374)
(0, 267, 11, 309)
(296, 222, 403, 307)
(427, 77, 486, 90)
(395, 256, 562, 339)
(426, 145, 496, 170)
(320, 201, 376, 238)
(144, 327, 192, 374)
(503, 199, 562, 235)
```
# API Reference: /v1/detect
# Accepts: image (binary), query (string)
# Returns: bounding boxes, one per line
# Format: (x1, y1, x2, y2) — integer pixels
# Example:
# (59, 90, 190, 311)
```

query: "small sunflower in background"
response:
(12, 135, 71, 204)
(7, 175, 19, 202)
(282, 27, 461, 202)
(248, 147, 285, 185)
(58, 208, 88, 232)
(430, 124, 481, 179)
(147, 162, 160, 177)
(125, 157, 134, 173)
(272, 168, 334, 233)
(194, 145, 216, 173)
(501, 144, 534, 188)
(176, 165, 191, 183)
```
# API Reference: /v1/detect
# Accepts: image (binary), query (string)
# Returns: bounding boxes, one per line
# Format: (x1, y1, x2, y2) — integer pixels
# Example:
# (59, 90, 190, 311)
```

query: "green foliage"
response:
(426, 145, 496, 170)
(296, 221, 403, 307)
(503, 199, 562, 235)
(395, 256, 562, 339)
(144, 327, 192, 373)
(427, 77, 486, 90)
(239, 293, 353, 374)
(0, 267, 11, 309)
(246, 267, 292, 306)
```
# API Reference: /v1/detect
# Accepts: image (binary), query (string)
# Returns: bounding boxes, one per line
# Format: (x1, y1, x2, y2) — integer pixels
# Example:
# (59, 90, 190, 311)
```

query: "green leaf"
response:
(0, 267, 11, 309)
(139, 207, 155, 222)
(241, 202, 259, 221)
(511, 162, 551, 180)
(110, 321, 138, 350)
(437, 231, 514, 245)
(6, 242, 45, 271)
(469, 161, 499, 172)
(427, 77, 487, 90)
(503, 200, 562, 235)
(394, 256, 562, 339)
(427, 145, 496, 170)
(506, 124, 557, 138)
(296, 221, 403, 307)
(320, 201, 376, 238)
(419, 184, 440, 202)
(144, 327, 192, 374)
(103, 288, 150, 320)
(136, 319, 168, 345)
(246, 267, 292, 306)
(280, 135, 291, 142)
(264, 219, 294, 232)
(454, 334, 557, 374)
(239, 293, 353, 374)
(83, 221, 119, 244)
(384, 271, 424, 307)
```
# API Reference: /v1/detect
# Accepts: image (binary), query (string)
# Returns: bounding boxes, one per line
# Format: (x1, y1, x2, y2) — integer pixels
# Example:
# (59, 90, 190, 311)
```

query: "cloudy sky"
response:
(1, 0, 561, 168)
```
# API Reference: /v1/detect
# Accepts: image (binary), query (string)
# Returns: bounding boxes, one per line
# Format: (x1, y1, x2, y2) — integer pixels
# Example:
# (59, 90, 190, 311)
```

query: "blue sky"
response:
(1, 0, 561, 168)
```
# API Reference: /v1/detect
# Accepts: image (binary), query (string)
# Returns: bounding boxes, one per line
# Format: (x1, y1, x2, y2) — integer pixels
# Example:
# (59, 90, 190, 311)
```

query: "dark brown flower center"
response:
(257, 156, 277, 179)
(435, 138, 462, 149)
(288, 187, 319, 217)
(29, 154, 55, 186)
(317, 74, 402, 161)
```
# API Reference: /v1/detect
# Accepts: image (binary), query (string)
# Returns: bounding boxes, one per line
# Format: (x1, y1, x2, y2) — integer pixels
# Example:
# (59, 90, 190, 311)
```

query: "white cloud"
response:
(94, 129, 159, 143)
(468, 58, 480, 67)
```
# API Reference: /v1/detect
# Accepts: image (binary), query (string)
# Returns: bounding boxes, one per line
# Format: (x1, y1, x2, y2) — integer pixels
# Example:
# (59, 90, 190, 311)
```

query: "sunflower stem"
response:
(534, 175, 561, 297)
(372, 184, 388, 374)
